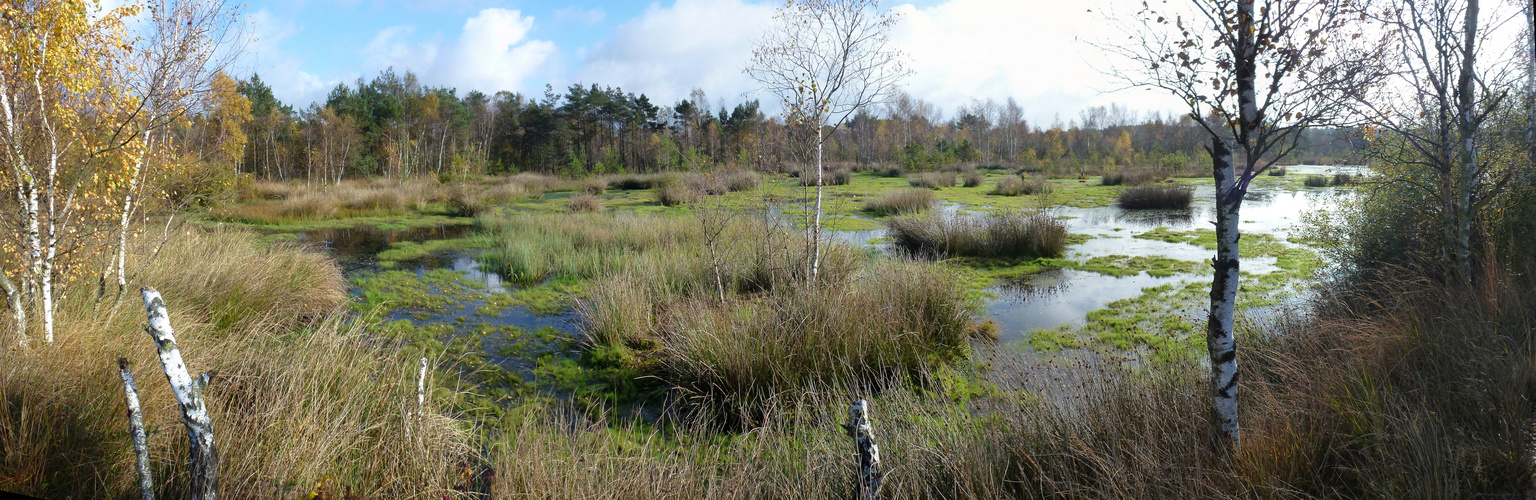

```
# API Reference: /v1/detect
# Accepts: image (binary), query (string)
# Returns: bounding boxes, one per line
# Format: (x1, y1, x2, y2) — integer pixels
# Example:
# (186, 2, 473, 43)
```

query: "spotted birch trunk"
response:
(810, 128, 824, 280)
(1207, 139, 1241, 449)
(1453, 0, 1481, 283)
(1, 272, 23, 345)
(118, 358, 155, 500)
(141, 287, 218, 500)
(845, 399, 881, 500)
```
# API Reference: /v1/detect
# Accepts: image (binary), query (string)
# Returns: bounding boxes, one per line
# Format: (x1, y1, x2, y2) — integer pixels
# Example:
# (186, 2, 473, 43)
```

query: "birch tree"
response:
(1352, 0, 1525, 284)
(746, 0, 909, 279)
(0, 0, 137, 343)
(1109, 0, 1384, 448)
(105, 0, 241, 296)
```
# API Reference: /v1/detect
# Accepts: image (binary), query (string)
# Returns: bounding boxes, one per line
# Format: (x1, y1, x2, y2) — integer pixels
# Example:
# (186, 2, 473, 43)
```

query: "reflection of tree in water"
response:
(995, 268, 1073, 303)
(290, 224, 474, 272)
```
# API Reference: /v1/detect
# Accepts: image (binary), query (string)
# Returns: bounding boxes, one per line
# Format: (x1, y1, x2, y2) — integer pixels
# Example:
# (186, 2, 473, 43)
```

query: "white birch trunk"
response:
(811, 127, 824, 280)
(845, 399, 881, 500)
(118, 358, 155, 500)
(1207, 139, 1241, 449)
(140, 287, 218, 500)
(1454, 0, 1481, 283)
(116, 123, 154, 292)
(1, 272, 23, 345)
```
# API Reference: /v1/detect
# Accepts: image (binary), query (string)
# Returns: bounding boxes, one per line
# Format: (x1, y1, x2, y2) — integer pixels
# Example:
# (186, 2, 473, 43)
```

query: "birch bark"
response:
(118, 358, 155, 500)
(845, 399, 881, 500)
(141, 287, 218, 500)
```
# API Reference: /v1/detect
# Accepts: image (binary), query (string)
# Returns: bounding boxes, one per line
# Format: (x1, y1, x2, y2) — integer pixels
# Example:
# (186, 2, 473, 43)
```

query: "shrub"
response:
(863, 188, 935, 216)
(886, 211, 1068, 259)
(1331, 173, 1354, 186)
(881, 166, 904, 177)
(1268, 167, 1288, 176)
(1305, 175, 1331, 187)
(908, 172, 957, 189)
(1119, 185, 1193, 209)
(568, 193, 605, 213)
(962, 171, 985, 187)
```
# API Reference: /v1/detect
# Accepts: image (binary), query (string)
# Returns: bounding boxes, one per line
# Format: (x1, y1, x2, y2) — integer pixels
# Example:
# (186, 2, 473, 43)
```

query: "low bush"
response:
(863, 188, 935, 216)
(886, 211, 1069, 259)
(962, 171, 985, 187)
(1305, 175, 1331, 187)
(1268, 167, 1288, 176)
(908, 172, 957, 189)
(568, 193, 605, 213)
(1119, 185, 1193, 209)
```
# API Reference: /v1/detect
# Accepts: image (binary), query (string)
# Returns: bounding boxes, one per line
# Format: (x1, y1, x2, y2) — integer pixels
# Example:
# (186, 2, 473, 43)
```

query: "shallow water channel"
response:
(283, 165, 1359, 377)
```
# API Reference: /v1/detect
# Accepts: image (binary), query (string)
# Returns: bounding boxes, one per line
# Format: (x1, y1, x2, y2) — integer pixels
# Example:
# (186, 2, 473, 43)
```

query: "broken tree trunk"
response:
(845, 399, 882, 500)
(118, 358, 155, 500)
(140, 286, 218, 500)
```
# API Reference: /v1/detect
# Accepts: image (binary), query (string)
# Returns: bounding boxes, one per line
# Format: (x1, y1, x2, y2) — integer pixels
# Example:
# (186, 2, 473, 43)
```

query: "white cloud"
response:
(573, 0, 774, 107)
(237, 9, 332, 106)
(554, 6, 606, 26)
(362, 8, 557, 95)
(889, 0, 1184, 126)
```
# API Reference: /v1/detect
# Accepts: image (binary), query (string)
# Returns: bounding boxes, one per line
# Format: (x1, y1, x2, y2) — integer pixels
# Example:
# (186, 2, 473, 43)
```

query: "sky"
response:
(224, 0, 1190, 126)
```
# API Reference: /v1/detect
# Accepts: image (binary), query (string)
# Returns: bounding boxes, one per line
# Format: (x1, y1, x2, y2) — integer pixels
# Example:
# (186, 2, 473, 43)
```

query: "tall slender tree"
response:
(1109, 0, 1384, 448)
(746, 0, 910, 279)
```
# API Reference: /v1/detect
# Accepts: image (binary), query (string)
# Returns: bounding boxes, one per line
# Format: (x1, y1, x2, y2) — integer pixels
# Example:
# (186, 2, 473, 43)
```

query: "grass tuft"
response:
(886, 211, 1069, 259)
(863, 188, 936, 216)
(1119, 185, 1193, 209)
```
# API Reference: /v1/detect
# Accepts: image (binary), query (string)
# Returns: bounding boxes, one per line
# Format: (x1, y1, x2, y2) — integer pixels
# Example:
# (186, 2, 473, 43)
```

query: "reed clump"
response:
(908, 172, 957, 189)
(962, 171, 985, 187)
(568, 193, 605, 213)
(885, 211, 1069, 259)
(1267, 166, 1288, 176)
(990, 175, 1048, 196)
(796, 166, 852, 186)
(1101, 170, 1159, 186)
(1304, 174, 1331, 187)
(1119, 185, 1194, 209)
(863, 188, 935, 216)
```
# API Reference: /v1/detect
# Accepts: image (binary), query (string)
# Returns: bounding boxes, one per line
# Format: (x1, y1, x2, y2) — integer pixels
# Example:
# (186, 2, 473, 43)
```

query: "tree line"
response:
(167, 68, 1362, 185)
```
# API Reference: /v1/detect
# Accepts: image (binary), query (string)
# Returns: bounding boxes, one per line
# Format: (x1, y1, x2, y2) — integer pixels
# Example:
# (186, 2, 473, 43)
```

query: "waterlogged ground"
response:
(223, 165, 1360, 396)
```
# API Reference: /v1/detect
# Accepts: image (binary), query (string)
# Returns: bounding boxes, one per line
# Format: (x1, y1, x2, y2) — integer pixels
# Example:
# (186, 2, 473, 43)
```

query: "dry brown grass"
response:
(568, 193, 605, 213)
(0, 229, 472, 498)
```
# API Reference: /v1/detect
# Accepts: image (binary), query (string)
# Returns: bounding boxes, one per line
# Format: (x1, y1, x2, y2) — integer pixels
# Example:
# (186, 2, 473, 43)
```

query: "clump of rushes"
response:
(886, 211, 1068, 259)
(863, 188, 935, 216)
(1119, 185, 1193, 209)
(962, 171, 985, 187)
(1102, 170, 1158, 186)
(657, 184, 703, 206)
(1268, 166, 1288, 176)
(582, 252, 974, 424)
(797, 166, 852, 186)
(1331, 173, 1354, 186)
(908, 172, 957, 189)
(724, 170, 760, 192)
(990, 175, 1048, 196)
(568, 193, 604, 213)
(1304, 174, 1331, 187)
